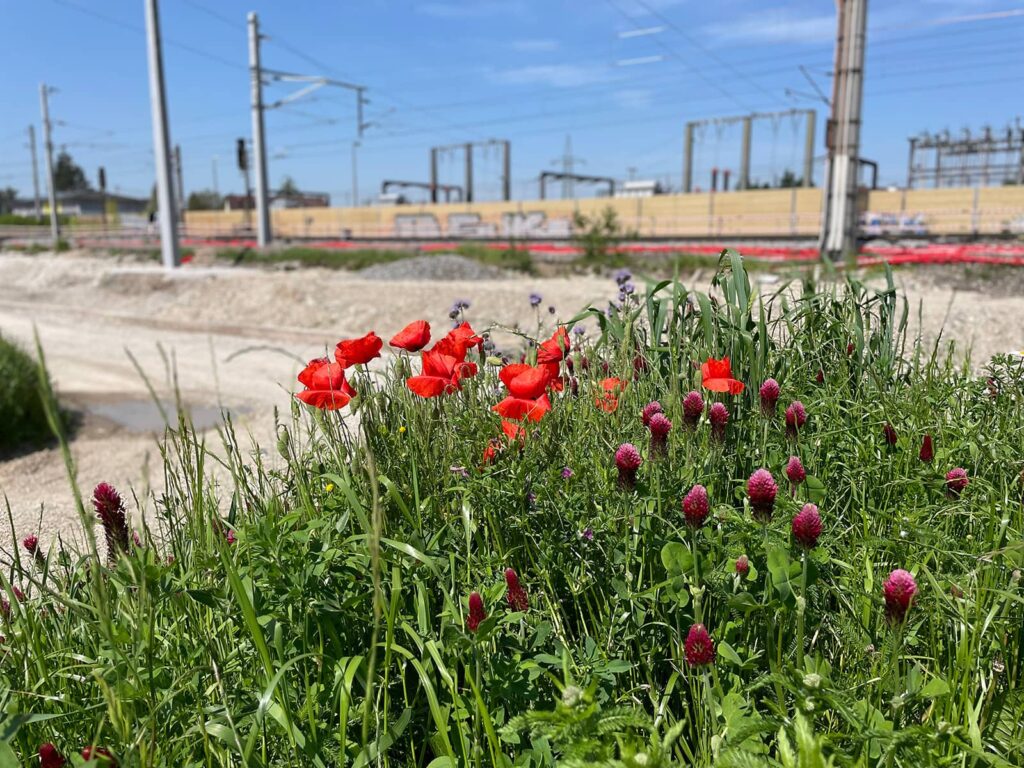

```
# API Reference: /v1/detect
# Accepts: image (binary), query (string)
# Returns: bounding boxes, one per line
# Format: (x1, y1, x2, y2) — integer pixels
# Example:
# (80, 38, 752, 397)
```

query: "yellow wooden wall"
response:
(184, 186, 1024, 239)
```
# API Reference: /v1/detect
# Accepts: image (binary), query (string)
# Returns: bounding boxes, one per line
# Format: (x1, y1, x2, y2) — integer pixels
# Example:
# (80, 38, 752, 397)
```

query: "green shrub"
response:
(0, 334, 51, 453)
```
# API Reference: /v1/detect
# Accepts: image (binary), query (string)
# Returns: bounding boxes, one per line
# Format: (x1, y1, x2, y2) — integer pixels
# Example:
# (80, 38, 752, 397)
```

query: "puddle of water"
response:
(83, 398, 234, 433)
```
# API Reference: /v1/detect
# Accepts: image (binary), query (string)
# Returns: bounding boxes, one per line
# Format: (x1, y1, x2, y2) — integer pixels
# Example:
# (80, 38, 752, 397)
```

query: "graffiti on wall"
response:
(393, 210, 573, 238)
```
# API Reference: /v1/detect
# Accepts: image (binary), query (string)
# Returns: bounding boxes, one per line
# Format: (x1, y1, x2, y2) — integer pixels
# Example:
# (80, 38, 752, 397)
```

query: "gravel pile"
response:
(357, 254, 510, 281)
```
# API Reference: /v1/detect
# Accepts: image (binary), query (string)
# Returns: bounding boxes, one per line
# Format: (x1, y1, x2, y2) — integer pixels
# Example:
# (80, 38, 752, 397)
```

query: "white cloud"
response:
(416, 1, 527, 19)
(510, 38, 560, 52)
(489, 64, 611, 88)
(704, 10, 836, 45)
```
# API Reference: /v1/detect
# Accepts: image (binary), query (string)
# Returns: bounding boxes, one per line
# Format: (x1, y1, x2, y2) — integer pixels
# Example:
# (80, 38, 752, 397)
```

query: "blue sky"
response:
(1, 0, 1023, 204)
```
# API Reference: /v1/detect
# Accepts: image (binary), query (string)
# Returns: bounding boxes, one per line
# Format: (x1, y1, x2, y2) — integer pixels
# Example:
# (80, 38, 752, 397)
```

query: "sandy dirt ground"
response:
(1, 250, 1022, 548)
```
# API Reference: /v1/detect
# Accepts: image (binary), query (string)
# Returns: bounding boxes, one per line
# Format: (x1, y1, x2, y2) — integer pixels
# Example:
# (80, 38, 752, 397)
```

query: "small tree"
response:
(54, 151, 89, 191)
(279, 176, 300, 198)
(0, 187, 17, 214)
(571, 206, 634, 264)
(187, 189, 222, 211)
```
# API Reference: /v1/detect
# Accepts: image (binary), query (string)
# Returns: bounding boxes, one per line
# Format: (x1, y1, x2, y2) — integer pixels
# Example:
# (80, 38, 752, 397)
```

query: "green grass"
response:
(0, 334, 56, 454)
(2, 253, 1024, 766)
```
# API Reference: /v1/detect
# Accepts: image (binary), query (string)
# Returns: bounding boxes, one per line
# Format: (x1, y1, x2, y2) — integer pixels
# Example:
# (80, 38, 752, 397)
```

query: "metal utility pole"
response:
(555, 135, 585, 198)
(144, 0, 180, 269)
(429, 147, 439, 203)
(211, 155, 219, 194)
(248, 12, 272, 246)
(27, 125, 42, 220)
(39, 84, 60, 247)
(821, 0, 868, 260)
(98, 166, 108, 229)
(464, 142, 473, 202)
(173, 144, 185, 220)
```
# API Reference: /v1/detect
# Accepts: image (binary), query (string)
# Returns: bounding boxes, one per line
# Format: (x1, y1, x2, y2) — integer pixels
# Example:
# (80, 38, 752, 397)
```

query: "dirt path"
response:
(1, 251, 1021, 548)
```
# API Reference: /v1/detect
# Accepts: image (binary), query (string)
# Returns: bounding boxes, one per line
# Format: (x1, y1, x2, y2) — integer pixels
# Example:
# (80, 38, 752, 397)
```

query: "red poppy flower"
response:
(493, 363, 553, 421)
(701, 357, 745, 394)
(595, 377, 627, 413)
(406, 349, 478, 398)
(389, 320, 431, 352)
(295, 357, 356, 410)
(334, 331, 383, 367)
(432, 322, 483, 361)
(537, 327, 570, 365)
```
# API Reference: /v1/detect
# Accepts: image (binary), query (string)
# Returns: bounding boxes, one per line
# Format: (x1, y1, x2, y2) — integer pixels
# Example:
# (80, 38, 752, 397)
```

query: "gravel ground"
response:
(357, 253, 511, 281)
(0, 249, 1021, 549)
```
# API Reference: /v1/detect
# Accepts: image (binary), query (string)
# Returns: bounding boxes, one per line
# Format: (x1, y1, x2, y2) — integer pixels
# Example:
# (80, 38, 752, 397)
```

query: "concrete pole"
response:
(739, 115, 752, 190)
(906, 137, 916, 189)
(803, 109, 816, 187)
(211, 155, 219, 194)
(173, 144, 185, 221)
(823, 0, 867, 260)
(248, 11, 272, 246)
(27, 126, 42, 220)
(143, 0, 180, 269)
(682, 121, 694, 193)
(39, 84, 61, 248)
(464, 142, 473, 203)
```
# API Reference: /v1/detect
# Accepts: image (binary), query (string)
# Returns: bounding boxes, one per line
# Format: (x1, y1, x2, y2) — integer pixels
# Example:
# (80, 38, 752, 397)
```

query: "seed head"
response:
(747, 469, 778, 522)
(785, 455, 806, 487)
(883, 423, 898, 446)
(919, 434, 934, 462)
(615, 443, 642, 489)
(466, 591, 487, 632)
(708, 402, 728, 441)
(883, 569, 917, 623)
(92, 482, 130, 563)
(735, 555, 750, 576)
(792, 503, 823, 549)
(505, 568, 529, 612)
(782, 403, 806, 434)
(38, 743, 65, 768)
(759, 378, 780, 415)
(682, 484, 710, 529)
(641, 401, 663, 426)
(682, 391, 704, 429)
(945, 467, 968, 497)
(684, 623, 715, 666)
